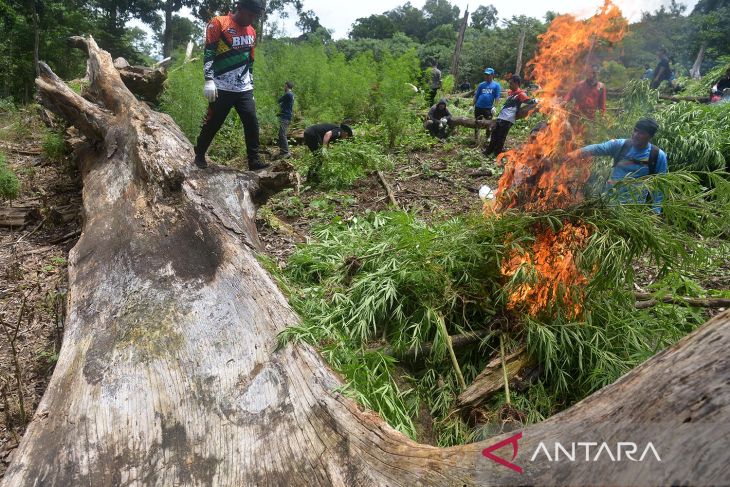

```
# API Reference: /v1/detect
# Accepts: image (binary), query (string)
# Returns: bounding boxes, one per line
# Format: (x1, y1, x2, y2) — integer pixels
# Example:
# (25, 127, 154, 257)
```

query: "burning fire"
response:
(501, 222, 592, 319)
(490, 1, 627, 318)
(491, 0, 627, 214)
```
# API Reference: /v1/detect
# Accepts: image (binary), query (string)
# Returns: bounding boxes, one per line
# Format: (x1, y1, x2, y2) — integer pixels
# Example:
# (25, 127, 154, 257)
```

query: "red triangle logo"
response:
(482, 432, 524, 474)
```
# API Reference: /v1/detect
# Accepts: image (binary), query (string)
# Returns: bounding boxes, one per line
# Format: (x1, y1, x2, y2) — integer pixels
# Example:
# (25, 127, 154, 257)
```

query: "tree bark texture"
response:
(3, 37, 729, 486)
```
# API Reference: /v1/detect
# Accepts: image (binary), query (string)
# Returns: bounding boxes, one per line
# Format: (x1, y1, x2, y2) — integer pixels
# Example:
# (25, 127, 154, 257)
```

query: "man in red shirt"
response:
(564, 64, 606, 120)
(194, 0, 267, 170)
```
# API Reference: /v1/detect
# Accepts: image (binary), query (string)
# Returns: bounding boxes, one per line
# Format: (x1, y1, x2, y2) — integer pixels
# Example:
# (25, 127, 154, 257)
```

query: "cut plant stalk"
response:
(436, 314, 466, 391)
(500, 333, 511, 405)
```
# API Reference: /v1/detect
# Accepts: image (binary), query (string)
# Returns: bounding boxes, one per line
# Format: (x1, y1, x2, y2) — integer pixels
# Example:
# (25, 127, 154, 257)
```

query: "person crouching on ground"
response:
(424, 98, 453, 139)
(483, 75, 530, 157)
(193, 0, 268, 171)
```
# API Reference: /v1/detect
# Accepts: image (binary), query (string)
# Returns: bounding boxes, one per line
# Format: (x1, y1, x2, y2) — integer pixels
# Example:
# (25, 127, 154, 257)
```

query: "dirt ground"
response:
(0, 108, 81, 475)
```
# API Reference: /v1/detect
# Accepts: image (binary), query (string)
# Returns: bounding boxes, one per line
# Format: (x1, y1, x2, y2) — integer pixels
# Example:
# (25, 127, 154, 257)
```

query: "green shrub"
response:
(42, 130, 66, 162)
(302, 138, 392, 189)
(0, 153, 20, 200)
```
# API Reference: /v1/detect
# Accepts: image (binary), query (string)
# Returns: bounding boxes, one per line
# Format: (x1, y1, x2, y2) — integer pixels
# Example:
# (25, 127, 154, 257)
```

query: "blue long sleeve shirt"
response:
(474, 80, 501, 109)
(581, 139, 668, 213)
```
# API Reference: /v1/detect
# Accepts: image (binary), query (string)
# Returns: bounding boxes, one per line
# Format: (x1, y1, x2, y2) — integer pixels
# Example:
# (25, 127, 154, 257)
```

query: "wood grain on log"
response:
(5, 36, 729, 486)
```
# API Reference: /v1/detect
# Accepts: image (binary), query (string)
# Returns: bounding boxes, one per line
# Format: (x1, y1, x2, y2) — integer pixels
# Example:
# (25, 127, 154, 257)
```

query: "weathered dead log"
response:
(4, 36, 730, 486)
(0, 206, 40, 228)
(451, 116, 496, 130)
(456, 348, 534, 410)
(69, 37, 167, 103)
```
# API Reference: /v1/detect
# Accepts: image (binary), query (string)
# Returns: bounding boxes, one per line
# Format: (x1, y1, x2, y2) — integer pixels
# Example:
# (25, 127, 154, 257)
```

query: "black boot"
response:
(249, 159, 270, 171)
(194, 148, 207, 169)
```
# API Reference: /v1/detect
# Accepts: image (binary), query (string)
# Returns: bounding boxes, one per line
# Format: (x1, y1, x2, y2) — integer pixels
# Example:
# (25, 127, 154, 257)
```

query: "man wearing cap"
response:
(564, 64, 606, 120)
(193, 0, 267, 171)
(484, 75, 531, 157)
(575, 118, 668, 213)
(473, 68, 501, 143)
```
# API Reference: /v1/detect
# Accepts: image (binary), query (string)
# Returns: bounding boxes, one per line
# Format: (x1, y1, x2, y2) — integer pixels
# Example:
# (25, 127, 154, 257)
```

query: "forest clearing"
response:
(1, 0, 729, 485)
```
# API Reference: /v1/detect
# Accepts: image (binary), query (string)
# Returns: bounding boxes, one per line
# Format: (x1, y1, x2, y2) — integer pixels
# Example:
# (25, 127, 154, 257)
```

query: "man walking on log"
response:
(194, 0, 268, 171)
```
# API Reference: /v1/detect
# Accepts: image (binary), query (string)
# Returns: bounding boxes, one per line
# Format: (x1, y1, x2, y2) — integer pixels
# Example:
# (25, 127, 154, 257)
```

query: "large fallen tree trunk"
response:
(3, 37, 729, 486)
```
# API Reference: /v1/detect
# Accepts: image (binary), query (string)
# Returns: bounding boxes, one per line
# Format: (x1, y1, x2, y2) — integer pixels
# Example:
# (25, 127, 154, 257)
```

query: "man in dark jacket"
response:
(424, 98, 453, 139)
(277, 81, 294, 158)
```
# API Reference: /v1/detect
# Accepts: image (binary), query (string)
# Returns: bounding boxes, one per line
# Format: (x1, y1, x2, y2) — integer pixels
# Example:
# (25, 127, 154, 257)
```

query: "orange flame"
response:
(501, 222, 592, 319)
(492, 0, 628, 214)
(492, 2, 626, 319)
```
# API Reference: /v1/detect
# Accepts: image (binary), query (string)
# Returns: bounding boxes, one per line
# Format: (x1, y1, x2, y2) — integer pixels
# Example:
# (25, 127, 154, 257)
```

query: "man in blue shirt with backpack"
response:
(576, 118, 668, 213)
(473, 67, 501, 143)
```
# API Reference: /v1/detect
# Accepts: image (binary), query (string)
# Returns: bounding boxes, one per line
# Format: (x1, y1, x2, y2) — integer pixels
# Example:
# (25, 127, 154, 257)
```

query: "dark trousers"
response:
(196, 89, 260, 164)
(474, 107, 493, 141)
(278, 118, 291, 154)
(484, 119, 512, 156)
(303, 129, 321, 152)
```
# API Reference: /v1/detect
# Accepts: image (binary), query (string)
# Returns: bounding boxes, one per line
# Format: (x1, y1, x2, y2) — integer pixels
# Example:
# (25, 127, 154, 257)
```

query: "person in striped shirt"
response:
(194, 0, 267, 170)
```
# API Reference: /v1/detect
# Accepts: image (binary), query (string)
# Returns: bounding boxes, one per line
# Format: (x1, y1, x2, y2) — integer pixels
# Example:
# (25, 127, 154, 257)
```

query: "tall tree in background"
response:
(155, 14, 201, 56)
(422, 0, 460, 31)
(160, 0, 199, 57)
(349, 14, 396, 40)
(470, 4, 498, 30)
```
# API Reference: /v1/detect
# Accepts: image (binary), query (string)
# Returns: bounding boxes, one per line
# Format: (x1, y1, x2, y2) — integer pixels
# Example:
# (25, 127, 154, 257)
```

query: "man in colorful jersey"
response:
(564, 64, 606, 120)
(473, 67, 501, 142)
(576, 118, 668, 214)
(194, 0, 267, 170)
(483, 75, 531, 157)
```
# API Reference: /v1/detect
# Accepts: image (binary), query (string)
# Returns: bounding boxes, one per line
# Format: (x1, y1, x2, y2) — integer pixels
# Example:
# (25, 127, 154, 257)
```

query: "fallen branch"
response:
(456, 347, 534, 410)
(374, 330, 490, 362)
(376, 170, 399, 209)
(0, 143, 41, 156)
(659, 94, 710, 103)
(636, 296, 730, 310)
(0, 206, 40, 228)
(48, 229, 81, 245)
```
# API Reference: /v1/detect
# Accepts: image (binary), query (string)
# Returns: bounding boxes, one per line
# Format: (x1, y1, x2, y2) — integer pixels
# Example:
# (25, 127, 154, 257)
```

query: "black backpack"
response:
(614, 140, 660, 174)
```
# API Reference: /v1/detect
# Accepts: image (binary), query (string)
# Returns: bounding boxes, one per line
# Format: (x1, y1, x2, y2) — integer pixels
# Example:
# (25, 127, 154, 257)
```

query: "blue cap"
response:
(484, 68, 495, 75)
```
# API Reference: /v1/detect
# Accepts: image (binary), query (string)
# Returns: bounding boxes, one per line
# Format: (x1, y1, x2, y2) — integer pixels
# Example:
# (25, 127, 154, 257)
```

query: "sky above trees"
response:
(269, 0, 700, 38)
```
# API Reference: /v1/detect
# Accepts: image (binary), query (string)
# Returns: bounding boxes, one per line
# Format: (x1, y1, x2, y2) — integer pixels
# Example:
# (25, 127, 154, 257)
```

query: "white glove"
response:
(204, 80, 217, 102)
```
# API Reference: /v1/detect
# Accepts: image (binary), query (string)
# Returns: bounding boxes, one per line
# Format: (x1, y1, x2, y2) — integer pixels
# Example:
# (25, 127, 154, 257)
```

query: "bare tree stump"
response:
(3, 36, 729, 486)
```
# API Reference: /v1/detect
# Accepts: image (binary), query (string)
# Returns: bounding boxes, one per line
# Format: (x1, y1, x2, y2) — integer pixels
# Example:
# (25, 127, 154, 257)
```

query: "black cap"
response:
(510, 74, 522, 84)
(634, 118, 659, 137)
(236, 0, 264, 14)
(340, 124, 353, 137)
